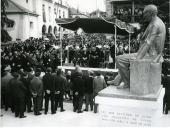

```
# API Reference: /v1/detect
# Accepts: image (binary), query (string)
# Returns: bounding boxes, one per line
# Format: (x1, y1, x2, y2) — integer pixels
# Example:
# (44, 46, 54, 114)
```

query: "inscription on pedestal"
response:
(100, 106, 152, 126)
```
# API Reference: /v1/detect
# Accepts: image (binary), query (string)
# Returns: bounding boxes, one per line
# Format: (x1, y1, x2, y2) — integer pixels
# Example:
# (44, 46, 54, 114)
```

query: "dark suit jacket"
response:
(54, 75, 66, 94)
(20, 77, 32, 96)
(42, 73, 55, 93)
(9, 78, 26, 99)
(30, 77, 43, 96)
(71, 72, 85, 96)
(84, 76, 93, 94)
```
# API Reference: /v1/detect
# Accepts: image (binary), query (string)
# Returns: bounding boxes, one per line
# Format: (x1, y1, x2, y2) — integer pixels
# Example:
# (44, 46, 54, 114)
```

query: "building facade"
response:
(89, 9, 106, 17)
(6, 0, 69, 41)
(104, 0, 143, 23)
(105, 0, 169, 23)
(69, 7, 89, 18)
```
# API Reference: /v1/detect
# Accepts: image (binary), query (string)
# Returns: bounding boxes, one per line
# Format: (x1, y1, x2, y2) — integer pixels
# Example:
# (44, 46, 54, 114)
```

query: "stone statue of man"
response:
(108, 4, 166, 89)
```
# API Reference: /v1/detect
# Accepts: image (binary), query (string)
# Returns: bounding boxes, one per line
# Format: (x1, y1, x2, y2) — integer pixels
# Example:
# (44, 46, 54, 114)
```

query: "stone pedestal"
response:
(95, 86, 164, 127)
(130, 60, 162, 95)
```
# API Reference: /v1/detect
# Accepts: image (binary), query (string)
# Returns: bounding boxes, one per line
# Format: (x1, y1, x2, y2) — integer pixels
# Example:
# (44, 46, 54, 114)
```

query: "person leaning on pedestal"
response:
(107, 4, 166, 89)
(93, 71, 107, 113)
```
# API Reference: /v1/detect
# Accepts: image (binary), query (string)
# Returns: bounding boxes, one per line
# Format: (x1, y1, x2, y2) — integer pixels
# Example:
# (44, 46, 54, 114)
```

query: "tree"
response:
(1, 0, 13, 43)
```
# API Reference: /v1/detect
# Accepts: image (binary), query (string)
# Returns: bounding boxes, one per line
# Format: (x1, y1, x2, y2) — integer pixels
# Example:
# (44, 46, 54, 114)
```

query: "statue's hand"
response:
(107, 81, 112, 85)
(131, 56, 137, 60)
(153, 54, 163, 63)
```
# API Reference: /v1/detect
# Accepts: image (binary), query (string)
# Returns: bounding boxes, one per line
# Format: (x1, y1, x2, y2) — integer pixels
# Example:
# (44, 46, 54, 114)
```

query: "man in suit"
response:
(42, 67, 55, 114)
(84, 70, 94, 111)
(53, 69, 66, 112)
(1, 66, 13, 111)
(9, 72, 27, 118)
(20, 72, 33, 113)
(71, 66, 85, 113)
(93, 71, 107, 113)
(108, 5, 166, 89)
(30, 68, 43, 115)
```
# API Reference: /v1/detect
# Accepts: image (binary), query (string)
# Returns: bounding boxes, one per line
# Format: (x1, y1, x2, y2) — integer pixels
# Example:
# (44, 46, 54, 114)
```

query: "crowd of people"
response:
(1, 65, 108, 118)
(1, 33, 139, 75)
(0, 31, 149, 118)
(113, 7, 143, 22)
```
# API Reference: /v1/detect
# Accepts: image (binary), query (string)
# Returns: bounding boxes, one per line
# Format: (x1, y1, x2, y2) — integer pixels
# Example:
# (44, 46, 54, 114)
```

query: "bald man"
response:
(108, 4, 166, 89)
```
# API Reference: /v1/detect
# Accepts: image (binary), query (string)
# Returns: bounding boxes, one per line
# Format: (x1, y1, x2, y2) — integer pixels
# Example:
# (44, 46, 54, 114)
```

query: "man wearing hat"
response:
(1, 65, 13, 111)
(9, 72, 27, 118)
(20, 71, 33, 113)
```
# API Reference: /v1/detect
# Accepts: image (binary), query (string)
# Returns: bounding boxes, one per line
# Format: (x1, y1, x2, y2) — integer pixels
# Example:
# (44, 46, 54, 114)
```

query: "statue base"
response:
(95, 86, 164, 127)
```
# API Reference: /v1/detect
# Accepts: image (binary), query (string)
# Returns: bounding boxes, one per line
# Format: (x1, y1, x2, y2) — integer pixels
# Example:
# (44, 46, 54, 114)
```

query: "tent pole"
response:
(129, 33, 131, 54)
(60, 30, 62, 66)
(114, 25, 117, 69)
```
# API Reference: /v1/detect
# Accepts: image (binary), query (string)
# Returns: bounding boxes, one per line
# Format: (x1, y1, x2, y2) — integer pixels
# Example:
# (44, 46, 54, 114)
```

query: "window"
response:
(42, 5, 46, 22)
(7, 23, 14, 28)
(30, 22, 33, 29)
(59, 0, 62, 5)
(59, 10, 61, 18)
(63, 11, 65, 18)
(54, 8, 56, 14)
(49, 6, 51, 22)
(54, 8, 57, 19)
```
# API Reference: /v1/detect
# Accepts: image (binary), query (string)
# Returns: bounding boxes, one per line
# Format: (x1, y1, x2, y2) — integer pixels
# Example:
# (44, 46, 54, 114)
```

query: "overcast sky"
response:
(66, 0, 106, 13)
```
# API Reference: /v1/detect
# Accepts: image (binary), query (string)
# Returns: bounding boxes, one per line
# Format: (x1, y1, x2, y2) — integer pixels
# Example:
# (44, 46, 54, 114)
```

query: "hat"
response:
(12, 72, 19, 78)
(67, 71, 71, 75)
(46, 67, 52, 73)
(35, 68, 41, 73)
(4, 66, 11, 71)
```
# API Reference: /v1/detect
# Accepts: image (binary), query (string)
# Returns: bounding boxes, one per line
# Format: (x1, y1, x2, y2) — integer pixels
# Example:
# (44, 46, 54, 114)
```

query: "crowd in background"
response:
(113, 7, 143, 22)
(1, 33, 139, 75)
(1, 31, 170, 118)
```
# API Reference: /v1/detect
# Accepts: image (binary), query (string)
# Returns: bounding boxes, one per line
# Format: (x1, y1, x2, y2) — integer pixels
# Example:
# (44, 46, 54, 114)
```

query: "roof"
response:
(54, 2, 68, 9)
(90, 9, 106, 15)
(6, 0, 38, 16)
(69, 8, 89, 17)
(56, 17, 135, 35)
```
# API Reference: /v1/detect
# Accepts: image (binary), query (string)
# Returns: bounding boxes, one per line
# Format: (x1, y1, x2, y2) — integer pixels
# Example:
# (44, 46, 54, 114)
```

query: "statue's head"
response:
(143, 4, 158, 22)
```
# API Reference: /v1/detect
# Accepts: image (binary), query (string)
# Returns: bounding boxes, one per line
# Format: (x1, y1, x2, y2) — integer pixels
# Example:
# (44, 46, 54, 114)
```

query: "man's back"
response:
(1, 73, 13, 93)
(54, 75, 66, 93)
(93, 76, 106, 94)
(42, 73, 54, 91)
(10, 78, 26, 98)
(30, 77, 43, 96)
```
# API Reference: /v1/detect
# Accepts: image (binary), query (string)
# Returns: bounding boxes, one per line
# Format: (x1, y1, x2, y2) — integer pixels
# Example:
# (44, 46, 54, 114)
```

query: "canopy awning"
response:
(56, 17, 135, 35)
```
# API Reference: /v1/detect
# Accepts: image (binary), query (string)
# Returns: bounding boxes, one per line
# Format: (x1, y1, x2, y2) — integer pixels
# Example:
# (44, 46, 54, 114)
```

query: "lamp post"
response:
(60, 29, 63, 66)
(114, 25, 117, 69)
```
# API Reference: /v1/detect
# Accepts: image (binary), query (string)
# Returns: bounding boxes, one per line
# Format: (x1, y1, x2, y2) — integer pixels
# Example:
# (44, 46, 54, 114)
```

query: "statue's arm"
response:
(136, 25, 158, 59)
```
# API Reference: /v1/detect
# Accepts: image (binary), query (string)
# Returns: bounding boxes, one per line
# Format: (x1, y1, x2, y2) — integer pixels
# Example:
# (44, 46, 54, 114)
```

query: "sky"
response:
(66, 0, 106, 13)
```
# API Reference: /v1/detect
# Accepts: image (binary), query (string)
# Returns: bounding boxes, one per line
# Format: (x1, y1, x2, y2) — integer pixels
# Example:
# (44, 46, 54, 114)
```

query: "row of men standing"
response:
(1, 65, 107, 118)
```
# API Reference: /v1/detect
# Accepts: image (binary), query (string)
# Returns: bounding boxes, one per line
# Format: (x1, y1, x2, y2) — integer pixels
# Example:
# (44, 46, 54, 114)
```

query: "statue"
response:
(108, 4, 166, 89)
